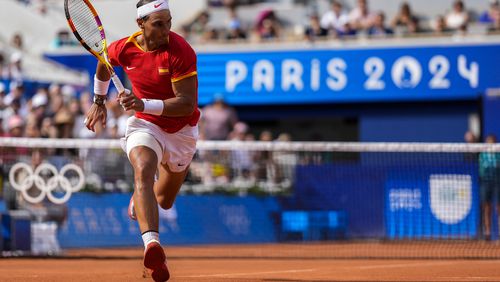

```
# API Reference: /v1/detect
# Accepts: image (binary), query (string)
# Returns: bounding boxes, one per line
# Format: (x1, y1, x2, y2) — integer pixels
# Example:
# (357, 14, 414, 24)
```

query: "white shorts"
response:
(121, 116, 198, 173)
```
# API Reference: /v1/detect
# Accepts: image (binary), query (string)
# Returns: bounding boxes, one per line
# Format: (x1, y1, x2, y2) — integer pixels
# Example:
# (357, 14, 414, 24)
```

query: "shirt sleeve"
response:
(170, 39, 197, 83)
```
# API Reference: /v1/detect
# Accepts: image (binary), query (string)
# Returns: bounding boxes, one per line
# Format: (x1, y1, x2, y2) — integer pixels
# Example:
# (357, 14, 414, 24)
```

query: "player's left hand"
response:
(118, 89, 144, 112)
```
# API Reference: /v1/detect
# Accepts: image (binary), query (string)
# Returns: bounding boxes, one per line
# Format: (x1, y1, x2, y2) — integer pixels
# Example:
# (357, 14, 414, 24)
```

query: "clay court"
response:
(2, 243, 500, 281)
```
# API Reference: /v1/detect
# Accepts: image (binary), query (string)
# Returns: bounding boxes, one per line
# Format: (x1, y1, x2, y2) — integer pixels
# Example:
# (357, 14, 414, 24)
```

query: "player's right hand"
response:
(85, 101, 107, 132)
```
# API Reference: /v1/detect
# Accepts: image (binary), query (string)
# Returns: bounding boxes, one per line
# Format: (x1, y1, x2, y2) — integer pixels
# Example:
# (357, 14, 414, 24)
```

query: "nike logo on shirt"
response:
(126, 66, 136, 70)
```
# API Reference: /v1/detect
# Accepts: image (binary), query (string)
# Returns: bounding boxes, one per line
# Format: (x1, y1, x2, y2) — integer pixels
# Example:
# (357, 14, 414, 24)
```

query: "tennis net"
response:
(1, 138, 500, 259)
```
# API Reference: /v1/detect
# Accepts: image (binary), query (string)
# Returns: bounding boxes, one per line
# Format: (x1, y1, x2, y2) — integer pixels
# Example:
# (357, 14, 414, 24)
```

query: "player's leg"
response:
(126, 131, 169, 281)
(154, 163, 189, 210)
(129, 146, 159, 234)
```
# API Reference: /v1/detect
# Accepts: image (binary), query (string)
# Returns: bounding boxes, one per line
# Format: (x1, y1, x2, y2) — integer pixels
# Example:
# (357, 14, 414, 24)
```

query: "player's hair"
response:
(136, 0, 156, 20)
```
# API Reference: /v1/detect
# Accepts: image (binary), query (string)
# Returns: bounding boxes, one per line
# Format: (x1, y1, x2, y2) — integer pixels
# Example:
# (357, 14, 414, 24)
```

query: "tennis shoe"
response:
(128, 196, 137, 221)
(144, 241, 170, 282)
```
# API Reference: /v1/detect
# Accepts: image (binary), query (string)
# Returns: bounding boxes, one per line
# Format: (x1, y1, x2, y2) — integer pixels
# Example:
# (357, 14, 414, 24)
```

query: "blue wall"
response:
(58, 194, 280, 248)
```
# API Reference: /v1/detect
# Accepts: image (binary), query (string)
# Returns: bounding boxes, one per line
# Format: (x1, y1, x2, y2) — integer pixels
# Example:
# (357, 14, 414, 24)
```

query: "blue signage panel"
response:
(58, 194, 279, 248)
(198, 44, 500, 105)
(385, 171, 479, 239)
(46, 43, 500, 105)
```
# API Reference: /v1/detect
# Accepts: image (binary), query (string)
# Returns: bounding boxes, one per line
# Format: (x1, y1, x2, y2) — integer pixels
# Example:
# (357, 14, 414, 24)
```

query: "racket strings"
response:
(67, 0, 105, 54)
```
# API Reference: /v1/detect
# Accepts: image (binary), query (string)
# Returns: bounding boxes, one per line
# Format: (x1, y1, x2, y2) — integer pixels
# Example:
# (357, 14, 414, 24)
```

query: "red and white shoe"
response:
(144, 241, 170, 282)
(128, 196, 137, 221)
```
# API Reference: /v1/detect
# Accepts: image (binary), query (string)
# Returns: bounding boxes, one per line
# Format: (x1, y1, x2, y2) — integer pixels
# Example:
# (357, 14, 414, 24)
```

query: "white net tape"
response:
(1, 137, 500, 152)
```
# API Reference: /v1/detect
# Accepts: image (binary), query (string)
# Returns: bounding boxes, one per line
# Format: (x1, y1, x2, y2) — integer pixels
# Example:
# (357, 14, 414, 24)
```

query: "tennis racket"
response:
(64, 0, 125, 94)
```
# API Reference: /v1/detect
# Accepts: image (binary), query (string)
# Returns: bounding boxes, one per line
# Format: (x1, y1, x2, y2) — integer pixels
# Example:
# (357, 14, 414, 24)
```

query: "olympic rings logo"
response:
(9, 162, 85, 204)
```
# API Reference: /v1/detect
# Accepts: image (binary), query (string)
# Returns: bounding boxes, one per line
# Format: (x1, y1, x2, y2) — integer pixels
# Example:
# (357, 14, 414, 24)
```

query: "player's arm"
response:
(119, 75, 197, 117)
(162, 75, 197, 116)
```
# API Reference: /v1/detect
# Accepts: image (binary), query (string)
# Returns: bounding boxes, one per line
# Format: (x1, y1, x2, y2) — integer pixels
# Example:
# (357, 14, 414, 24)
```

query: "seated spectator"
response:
(480, 0, 500, 24)
(186, 10, 218, 43)
(225, 6, 247, 41)
(0, 51, 7, 79)
(488, 14, 500, 32)
(320, 1, 349, 36)
(391, 2, 420, 35)
(368, 12, 393, 38)
(6, 114, 25, 137)
(0, 83, 5, 110)
(432, 15, 452, 35)
(11, 33, 24, 50)
(8, 52, 23, 81)
(52, 30, 77, 48)
(445, 0, 469, 31)
(349, 0, 376, 31)
(305, 14, 328, 42)
(337, 22, 357, 38)
(255, 10, 281, 40)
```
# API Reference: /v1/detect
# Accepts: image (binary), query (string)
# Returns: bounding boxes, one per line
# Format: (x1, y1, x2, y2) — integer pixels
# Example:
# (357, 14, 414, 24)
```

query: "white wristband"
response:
(94, 75, 111, 95)
(142, 99, 164, 116)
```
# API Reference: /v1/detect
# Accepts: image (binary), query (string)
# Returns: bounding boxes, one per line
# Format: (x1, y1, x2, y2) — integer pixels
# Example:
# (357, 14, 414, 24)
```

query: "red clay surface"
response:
(1, 243, 500, 281)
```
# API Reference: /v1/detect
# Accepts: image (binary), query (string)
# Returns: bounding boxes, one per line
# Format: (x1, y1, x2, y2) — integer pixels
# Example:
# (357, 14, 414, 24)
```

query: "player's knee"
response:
(157, 196, 174, 210)
(133, 161, 156, 180)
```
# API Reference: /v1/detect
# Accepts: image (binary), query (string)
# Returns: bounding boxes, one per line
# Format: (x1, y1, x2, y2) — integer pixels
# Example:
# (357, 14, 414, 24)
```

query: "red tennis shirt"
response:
(108, 31, 200, 133)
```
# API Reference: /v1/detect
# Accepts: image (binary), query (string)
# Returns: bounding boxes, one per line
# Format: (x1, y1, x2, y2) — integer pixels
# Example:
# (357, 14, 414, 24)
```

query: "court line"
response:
(180, 268, 318, 278)
(355, 261, 456, 270)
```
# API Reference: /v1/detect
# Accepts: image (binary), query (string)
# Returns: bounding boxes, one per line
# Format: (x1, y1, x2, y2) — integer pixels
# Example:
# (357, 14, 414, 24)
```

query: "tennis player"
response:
(84, 0, 199, 281)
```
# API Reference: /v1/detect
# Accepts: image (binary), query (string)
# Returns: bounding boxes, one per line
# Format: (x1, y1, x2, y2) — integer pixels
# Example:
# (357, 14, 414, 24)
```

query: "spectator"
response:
(432, 15, 451, 35)
(320, 1, 349, 36)
(479, 134, 500, 240)
(0, 82, 6, 109)
(391, 2, 420, 35)
(445, 0, 469, 31)
(368, 12, 393, 37)
(464, 130, 479, 144)
(8, 52, 23, 81)
(488, 14, 500, 32)
(200, 93, 238, 140)
(40, 116, 57, 139)
(348, 0, 376, 31)
(255, 10, 281, 40)
(480, 0, 500, 24)
(30, 88, 49, 120)
(225, 6, 247, 41)
(11, 33, 24, 50)
(305, 14, 328, 42)
(4, 81, 26, 109)
(229, 122, 256, 188)
(0, 52, 7, 79)
(337, 22, 357, 38)
(187, 10, 217, 43)
(52, 30, 77, 48)
(6, 114, 25, 137)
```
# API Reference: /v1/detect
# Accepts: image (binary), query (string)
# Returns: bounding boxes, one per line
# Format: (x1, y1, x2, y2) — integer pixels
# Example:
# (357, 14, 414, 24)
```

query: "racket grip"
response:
(111, 75, 125, 94)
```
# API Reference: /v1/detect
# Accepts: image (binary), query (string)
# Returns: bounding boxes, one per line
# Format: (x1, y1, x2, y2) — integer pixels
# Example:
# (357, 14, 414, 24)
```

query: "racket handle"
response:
(111, 75, 125, 94)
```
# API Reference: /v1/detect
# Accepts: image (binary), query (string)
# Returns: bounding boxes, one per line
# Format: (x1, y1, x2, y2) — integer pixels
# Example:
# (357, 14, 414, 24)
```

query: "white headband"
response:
(137, 0, 169, 19)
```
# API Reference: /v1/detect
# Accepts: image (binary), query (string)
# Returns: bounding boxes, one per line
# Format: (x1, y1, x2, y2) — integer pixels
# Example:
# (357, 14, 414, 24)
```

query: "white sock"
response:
(141, 231, 160, 248)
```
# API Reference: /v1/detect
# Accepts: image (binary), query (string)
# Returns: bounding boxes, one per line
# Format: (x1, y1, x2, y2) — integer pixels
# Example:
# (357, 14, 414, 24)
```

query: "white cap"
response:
(32, 93, 48, 108)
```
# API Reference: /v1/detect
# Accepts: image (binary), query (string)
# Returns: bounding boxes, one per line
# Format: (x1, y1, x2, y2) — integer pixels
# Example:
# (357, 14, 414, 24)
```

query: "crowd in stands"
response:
(179, 0, 500, 44)
(11, 0, 500, 46)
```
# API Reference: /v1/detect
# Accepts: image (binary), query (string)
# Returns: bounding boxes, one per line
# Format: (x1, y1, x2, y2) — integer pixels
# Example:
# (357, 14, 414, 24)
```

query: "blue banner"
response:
(198, 44, 500, 105)
(385, 171, 479, 239)
(46, 43, 500, 105)
(58, 194, 279, 248)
